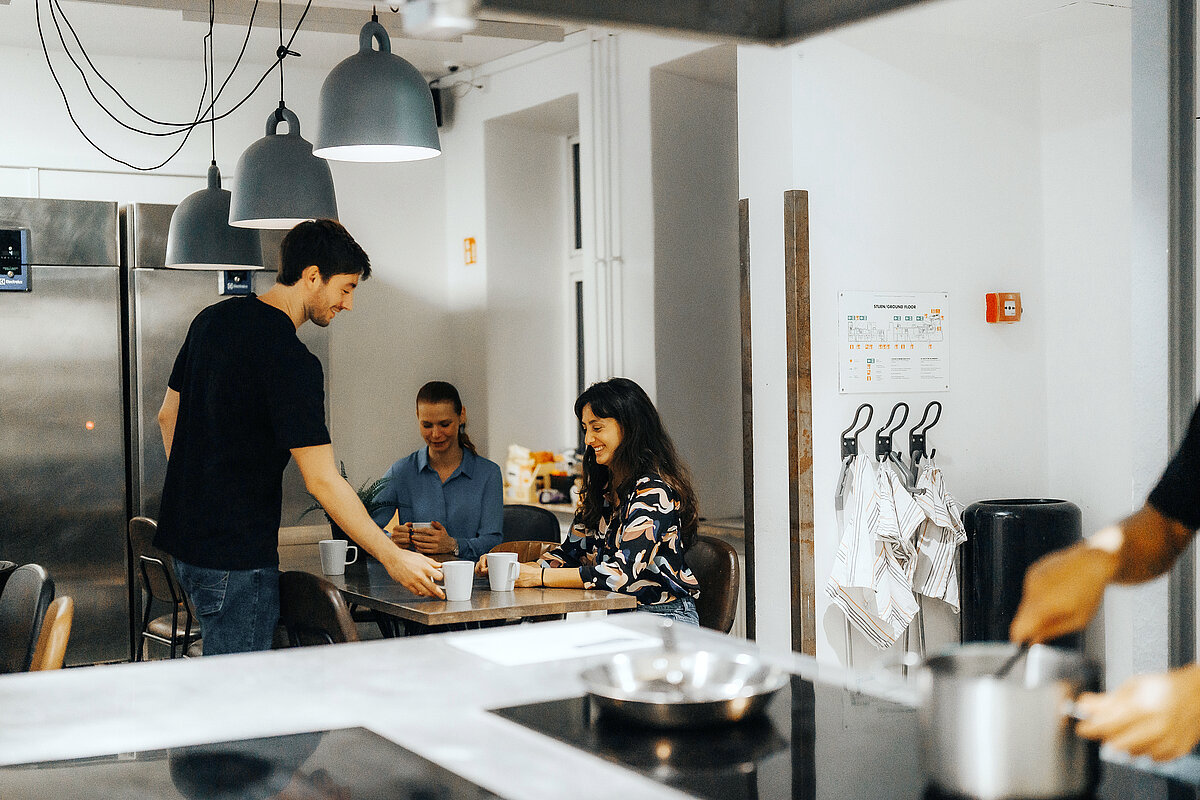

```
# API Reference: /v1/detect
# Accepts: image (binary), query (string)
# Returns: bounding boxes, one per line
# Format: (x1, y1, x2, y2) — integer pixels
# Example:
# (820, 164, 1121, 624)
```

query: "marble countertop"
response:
(0, 615, 868, 800)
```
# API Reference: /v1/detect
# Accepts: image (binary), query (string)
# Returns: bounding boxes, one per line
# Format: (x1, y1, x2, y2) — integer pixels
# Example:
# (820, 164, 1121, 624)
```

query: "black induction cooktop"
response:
(492, 675, 1200, 800)
(0, 727, 501, 800)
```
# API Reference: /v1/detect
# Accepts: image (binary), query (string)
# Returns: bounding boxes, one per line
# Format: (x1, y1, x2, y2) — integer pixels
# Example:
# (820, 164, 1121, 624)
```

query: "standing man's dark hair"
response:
(155, 219, 442, 657)
(278, 219, 372, 285)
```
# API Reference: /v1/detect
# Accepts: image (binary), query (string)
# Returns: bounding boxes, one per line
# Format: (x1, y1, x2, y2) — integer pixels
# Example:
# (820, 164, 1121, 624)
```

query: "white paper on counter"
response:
(446, 621, 659, 666)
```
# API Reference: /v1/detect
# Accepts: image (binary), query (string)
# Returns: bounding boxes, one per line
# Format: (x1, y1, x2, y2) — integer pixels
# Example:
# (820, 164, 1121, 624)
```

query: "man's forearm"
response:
(309, 474, 398, 563)
(1105, 504, 1195, 584)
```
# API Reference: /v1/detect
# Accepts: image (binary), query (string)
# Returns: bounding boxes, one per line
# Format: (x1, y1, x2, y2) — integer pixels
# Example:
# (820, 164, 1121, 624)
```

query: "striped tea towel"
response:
(910, 458, 967, 610)
(826, 455, 923, 649)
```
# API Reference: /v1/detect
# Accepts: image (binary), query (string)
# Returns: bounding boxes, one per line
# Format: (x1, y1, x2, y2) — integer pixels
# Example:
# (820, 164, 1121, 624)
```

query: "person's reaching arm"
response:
(1010, 504, 1193, 644)
(292, 444, 443, 598)
(158, 388, 180, 458)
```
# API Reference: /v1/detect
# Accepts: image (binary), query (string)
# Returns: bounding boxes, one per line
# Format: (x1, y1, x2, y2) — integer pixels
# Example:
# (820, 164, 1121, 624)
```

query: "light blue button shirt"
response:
(370, 447, 504, 561)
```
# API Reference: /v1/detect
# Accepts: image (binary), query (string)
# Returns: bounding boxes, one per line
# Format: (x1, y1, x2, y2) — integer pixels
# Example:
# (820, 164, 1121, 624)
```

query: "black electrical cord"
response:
(46, 0, 209, 137)
(35, 0, 313, 170)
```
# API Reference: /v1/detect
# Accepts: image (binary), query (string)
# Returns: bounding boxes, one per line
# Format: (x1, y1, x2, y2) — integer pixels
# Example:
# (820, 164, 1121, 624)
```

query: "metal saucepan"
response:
(916, 642, 1099, 800)
(579, 622, 788, 728)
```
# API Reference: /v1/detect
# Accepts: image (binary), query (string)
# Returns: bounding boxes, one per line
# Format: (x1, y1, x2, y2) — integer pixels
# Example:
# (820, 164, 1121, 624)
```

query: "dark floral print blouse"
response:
(539, 474, 700, 606)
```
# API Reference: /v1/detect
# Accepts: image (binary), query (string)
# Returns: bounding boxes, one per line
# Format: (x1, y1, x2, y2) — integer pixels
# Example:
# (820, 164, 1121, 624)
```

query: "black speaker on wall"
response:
(431, 85, 444, 128)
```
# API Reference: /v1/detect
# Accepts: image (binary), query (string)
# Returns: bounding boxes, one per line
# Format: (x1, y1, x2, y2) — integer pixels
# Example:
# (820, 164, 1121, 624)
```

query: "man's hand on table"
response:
(411, 521, 456, 555)
(1074, 665, 1200, 761)
(383, 547, 445, 598)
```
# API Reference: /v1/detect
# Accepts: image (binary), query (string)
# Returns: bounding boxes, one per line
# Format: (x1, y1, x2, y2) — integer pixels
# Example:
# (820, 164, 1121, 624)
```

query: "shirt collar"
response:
(417, 446, 476, 479)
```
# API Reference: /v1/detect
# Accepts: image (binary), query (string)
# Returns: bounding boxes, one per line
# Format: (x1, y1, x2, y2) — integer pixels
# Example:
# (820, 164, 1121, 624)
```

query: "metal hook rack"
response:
(909, 400, 943, 478)
(874, 402, 909, 461)
(835, 404, 873, 511)
(841, 403, 874, 458)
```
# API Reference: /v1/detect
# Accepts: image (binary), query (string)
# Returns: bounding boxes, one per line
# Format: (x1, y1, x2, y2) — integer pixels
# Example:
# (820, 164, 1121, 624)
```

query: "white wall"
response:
(651, 67, 742, 520)
(1039, 29, 1133, 677)
(440, 32, 716, 461)
(740, 14, 1134, 661)
(482, 113, 570, 458)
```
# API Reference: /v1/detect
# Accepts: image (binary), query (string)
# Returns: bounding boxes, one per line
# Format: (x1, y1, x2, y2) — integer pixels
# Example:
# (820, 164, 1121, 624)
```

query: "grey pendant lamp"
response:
(313, 16, 441, 162)
(165, 8, 262, 268)
(229, 104, 338, 228)
(229, 0, 338, 228)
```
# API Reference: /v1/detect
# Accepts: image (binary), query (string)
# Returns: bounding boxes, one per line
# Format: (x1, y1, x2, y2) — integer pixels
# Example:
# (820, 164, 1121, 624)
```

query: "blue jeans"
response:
(174, 560, 280, 656)
(638, 595, 699, 626)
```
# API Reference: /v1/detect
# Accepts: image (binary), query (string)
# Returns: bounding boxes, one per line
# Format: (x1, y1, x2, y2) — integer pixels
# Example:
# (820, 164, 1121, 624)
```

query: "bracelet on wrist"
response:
(541, 567, 546, 587)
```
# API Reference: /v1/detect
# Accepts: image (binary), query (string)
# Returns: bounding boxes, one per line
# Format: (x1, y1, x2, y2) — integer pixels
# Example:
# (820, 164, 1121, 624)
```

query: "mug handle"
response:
(507, 561, 520, 583)
(345, 545, 358, 565)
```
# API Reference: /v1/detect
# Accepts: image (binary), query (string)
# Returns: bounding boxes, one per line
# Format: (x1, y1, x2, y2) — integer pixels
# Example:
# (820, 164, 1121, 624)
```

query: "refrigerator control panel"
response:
(219, 270, 252, 296)
(0, 229, 30, 292)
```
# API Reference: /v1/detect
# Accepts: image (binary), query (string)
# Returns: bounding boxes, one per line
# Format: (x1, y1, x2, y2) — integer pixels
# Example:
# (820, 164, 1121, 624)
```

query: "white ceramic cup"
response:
(486, 552, 520, 592)
(440, 560, 474, 602)
(318, 539, 358, 576)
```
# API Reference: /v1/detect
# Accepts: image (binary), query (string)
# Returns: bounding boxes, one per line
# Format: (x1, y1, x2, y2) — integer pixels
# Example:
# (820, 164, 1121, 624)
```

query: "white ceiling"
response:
(0, 0, 574, 76)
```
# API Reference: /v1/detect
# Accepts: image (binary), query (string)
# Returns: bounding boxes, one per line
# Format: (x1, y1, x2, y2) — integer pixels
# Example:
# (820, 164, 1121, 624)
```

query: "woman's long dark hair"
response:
(574, 377, 698, 548)
(416, 381, 477, 455)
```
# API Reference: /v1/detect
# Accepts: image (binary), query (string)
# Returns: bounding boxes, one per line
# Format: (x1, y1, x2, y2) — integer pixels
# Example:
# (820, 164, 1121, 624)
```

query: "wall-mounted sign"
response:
(838, 290, 949, 393)
(0, 229, 31, 292)
(463, 237, 477, 266)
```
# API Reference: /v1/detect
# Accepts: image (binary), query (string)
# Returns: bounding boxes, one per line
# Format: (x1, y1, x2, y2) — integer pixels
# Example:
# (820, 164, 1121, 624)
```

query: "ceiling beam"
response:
(478, 0, 933, 43)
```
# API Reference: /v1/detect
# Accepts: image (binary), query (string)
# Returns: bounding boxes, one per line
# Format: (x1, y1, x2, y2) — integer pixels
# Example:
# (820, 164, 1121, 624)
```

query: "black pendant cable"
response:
(275, 0, 302, 127)
(34, 0, 312, 171)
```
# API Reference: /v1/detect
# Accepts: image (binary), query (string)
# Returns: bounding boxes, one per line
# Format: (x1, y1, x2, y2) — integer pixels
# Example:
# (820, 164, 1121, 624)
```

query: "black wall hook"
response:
(875, 402, 910, 460)
(840, 404, 874, 459)
(909, 400, 943, 466)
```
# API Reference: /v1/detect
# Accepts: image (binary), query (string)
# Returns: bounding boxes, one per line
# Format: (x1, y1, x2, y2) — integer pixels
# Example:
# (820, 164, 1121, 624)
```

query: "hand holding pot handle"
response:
(1071, 665, 1200, 762)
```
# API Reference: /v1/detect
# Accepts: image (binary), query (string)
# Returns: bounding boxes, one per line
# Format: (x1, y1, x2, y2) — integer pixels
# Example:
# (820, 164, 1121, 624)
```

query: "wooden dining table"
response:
(278, 544, 637, 628)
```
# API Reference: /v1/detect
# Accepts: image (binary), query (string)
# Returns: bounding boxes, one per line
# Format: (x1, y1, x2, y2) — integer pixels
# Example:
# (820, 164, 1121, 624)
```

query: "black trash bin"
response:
(961, 498, 1083, 649)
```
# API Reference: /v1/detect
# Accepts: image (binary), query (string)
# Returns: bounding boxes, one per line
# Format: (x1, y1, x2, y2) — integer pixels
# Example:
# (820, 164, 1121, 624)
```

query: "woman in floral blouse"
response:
(487, 377, 701, 624)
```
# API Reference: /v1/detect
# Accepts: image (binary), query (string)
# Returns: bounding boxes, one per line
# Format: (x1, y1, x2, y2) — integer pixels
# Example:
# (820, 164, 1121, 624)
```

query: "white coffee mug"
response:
(486, 552, 520, 592)
(318, 539, 358, 576)
(440, 560, 474, 602)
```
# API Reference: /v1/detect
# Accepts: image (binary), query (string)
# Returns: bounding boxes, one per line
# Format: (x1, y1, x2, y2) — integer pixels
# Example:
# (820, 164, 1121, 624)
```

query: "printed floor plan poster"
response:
(838, 291, 949, 393)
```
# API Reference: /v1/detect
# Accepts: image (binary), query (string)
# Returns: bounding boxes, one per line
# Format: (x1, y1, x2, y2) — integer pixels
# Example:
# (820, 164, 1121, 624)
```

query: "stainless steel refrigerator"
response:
(0, 197, 330, 666)
(0, 197, 128, 666)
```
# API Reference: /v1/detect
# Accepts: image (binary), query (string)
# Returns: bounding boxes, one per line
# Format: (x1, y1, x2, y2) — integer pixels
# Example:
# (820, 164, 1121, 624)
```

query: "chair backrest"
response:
(686, 535, 740, 634)
(488, 540, 557, 564)
(0, 564, 55, 673)
(279, 571, 359, 647)
(129, 517, 185, 607)
(501, 504, 561, 543)
(30, 596, 74, 671)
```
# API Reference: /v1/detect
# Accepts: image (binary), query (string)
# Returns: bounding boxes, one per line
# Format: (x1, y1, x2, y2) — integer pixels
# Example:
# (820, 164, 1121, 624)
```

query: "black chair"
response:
(0, 564, 54, 673)
(686, 535, 740, 634)
(279, 571, 359, 647)
(129, 517, 200, 660)
(501, 504, 561, 543)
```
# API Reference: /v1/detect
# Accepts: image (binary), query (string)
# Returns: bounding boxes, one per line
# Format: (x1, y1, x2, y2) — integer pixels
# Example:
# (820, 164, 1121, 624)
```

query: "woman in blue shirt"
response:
(371, 381, 503, 561)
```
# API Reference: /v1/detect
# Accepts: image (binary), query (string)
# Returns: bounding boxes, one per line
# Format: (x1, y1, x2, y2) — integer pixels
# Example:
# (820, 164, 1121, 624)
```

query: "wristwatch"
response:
(451, 539, 460, 557)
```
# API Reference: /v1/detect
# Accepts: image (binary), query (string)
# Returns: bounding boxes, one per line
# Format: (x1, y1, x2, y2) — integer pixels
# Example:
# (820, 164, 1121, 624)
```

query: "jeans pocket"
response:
(178, 565, 229, 617)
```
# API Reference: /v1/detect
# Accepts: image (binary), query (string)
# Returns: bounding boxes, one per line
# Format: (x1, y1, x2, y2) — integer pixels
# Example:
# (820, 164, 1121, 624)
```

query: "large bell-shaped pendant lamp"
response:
(166, 163, 263, 269)
(313, 18, 441, 162)
(229, 104, 339, 229)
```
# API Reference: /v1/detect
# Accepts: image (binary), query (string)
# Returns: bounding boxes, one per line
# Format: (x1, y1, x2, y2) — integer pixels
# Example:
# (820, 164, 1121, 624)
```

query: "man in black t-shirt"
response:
(1011, 401, 1200, 762)
(155, 219, 443, 655)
